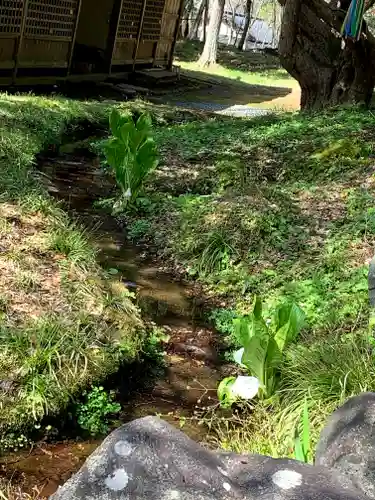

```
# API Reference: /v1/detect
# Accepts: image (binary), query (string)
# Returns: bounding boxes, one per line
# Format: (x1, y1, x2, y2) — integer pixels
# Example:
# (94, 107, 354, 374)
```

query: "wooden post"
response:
(13, 0, 30, 83)
(107, 0, 125, 75)
(133, 0, 148, 71)
(168, 0, 184, 69)
(68, 0, 83, 75)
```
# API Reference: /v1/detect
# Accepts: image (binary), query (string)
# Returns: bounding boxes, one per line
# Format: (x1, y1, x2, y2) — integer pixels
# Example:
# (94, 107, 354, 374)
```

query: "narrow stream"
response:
(0, 153, 230, 497)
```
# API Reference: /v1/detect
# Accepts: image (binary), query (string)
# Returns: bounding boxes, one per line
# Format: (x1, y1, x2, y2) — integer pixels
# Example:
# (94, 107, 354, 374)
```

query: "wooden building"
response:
(0, 0, 183, 85)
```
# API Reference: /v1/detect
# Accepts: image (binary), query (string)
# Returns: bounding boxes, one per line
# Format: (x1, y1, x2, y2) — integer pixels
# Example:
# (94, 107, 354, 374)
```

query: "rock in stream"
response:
(51, 393, 375, 499)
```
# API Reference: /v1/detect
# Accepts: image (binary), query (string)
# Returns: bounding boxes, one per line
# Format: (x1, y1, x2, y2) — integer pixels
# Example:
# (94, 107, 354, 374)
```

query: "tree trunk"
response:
(189, 0, 205, 40)
(198, 0, 225, 66)
(278, 0, 375, 110)
(182, 0, 194, 39)
(203, 0, 210, 43)
(238, 0, 252, 50)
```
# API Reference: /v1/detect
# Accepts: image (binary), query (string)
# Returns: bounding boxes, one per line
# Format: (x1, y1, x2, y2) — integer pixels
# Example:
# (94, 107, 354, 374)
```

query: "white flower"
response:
(124, 188, 132, 198)
(230, 376, 260, 400)
(233, 348, 245, 366)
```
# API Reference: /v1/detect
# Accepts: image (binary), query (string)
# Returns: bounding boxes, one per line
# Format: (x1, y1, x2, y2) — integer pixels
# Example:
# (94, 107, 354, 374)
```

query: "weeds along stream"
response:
(0, 148, 232, 497)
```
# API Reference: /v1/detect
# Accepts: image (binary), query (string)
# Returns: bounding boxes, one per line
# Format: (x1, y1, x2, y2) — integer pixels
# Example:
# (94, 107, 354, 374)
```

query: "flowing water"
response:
(0, 154, 230, 497)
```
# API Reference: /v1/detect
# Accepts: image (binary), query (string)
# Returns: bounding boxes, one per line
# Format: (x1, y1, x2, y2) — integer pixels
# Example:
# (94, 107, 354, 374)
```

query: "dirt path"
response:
(0, 154, 230, 497)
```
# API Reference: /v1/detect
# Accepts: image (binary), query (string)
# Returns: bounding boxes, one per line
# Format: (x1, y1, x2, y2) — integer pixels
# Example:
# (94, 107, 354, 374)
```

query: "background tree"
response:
(198, 0, 226, 66)
(189, 0, 206, 39)
(238, 0, 253, 50)
(278, 0, 375, 109)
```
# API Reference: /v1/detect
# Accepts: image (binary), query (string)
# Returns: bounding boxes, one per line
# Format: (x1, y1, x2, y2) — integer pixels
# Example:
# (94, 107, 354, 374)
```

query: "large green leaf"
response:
(266, 336, 282, 369)
(273, 322, 291, 355)
(109, 109, 131, 138)
(275, 302, 305, 337)
(136, 113, 152, 133)
(217, 376, 236, 408)
(137, 138, 158, 172)
(242, 332, 269, 387)
(253, 295, 263, 320)
(274, 303, 305, 353)
(233, 316, 253, 346)
(288, 303, 305, 340)
(120, 122, 133, 148)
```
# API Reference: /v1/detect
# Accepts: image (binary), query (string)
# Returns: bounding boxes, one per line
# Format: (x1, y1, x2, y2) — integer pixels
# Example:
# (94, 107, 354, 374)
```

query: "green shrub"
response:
(76, 386, 121, 436)
(209, 308, 237, 337)
(218, 297, 305, 404)
(104, 109, 159, 212)
(127, 219, 151, 241)
(0, 311, 141, 433)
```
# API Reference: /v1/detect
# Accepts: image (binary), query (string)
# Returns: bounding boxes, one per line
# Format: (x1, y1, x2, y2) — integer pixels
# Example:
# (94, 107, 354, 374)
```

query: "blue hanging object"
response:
(341, 0, 366, 41)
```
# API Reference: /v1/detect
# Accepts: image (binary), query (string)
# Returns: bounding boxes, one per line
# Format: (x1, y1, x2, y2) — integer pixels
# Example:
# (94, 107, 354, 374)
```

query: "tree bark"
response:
(278, 0, 375, 109)
(238, 0, 252, 50)
(189, 0, 205, 40)
(203, 0, 210, 43)
(198, 0, 225, 66)
(182, 0, 194, 38)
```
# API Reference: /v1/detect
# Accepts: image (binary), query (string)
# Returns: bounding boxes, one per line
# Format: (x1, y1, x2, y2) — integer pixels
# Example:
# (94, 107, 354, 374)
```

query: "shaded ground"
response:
(162, 73, 298, 110)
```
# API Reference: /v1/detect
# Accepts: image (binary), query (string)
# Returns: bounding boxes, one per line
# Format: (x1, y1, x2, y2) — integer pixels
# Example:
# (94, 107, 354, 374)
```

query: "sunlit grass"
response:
(178, 60, 296, 89)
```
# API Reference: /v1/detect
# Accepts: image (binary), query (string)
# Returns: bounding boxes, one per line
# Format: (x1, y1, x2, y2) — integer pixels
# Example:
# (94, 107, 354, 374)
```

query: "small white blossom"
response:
(233, 348, 245, 366)
(124, 188, 132, 198)
(231, 376, 260, 400)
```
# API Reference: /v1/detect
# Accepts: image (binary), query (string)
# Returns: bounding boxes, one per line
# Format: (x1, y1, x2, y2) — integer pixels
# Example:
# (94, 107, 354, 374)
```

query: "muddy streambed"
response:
(0, 154, 231, 497)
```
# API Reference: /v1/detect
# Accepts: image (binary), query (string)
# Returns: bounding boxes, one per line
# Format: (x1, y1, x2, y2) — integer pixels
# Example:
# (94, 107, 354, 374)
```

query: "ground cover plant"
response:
(122, 104, 375, 457)
(1, 85, 375, 472)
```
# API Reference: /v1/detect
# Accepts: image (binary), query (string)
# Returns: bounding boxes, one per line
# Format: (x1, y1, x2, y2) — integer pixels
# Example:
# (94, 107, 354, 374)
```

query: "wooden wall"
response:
(112, 0, 182, 68)
(0, 1, 24, 69)
(155, 0, 181, 66)
(0, 0, 182, 83)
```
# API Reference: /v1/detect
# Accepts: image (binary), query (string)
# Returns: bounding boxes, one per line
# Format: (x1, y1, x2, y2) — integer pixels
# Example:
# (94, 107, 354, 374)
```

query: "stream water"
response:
(0, 153, 230, 497)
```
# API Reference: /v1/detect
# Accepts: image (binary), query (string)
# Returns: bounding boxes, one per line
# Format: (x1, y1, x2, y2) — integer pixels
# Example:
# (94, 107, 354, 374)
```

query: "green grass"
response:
(175, 40, 296, 89)
(121, 105, 375, 457)
(0, 94, 153, 438)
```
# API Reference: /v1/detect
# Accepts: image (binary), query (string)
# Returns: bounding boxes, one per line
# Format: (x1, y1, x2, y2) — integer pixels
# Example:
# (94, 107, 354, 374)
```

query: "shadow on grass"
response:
(171, 68, 293, 107)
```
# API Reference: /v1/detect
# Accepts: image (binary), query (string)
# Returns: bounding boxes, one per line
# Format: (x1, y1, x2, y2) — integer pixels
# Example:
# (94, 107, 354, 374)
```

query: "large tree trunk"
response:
(189, 0, 205, 40)
(198, 0, 225, 66)
(238, 0, 252, 50)
(182, 0, 194, 39)
(278, 0, 375, 110)
(203, 0, 209, 43)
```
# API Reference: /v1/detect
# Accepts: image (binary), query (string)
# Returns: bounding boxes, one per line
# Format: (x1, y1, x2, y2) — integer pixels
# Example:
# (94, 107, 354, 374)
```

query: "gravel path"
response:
(172, 101, 271, 117)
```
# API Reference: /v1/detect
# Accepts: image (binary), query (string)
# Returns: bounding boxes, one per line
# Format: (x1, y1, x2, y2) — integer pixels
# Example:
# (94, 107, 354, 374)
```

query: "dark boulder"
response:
(316, 392, 375, 498)
(52, 415, 367, 499)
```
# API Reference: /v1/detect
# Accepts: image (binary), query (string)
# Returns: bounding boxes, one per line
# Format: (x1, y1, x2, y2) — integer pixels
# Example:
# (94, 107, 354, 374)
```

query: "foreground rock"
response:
(52, 394, 375, 500)
(316, 392, 375, 498)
